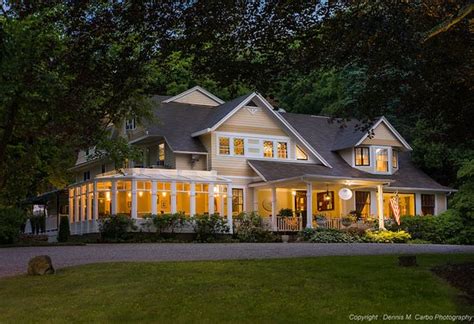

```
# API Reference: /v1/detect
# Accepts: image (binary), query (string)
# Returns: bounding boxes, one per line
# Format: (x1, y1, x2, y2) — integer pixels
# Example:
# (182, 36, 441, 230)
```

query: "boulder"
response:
(27, 255, 55, 275)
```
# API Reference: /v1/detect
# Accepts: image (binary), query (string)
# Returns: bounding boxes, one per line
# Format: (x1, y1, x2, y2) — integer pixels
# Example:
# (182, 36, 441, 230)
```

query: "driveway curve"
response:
(1, 243, 473, 278)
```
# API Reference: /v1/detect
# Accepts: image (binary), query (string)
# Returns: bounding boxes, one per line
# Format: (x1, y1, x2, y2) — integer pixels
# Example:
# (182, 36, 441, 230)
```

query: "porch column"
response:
(377, 184, 385, 230)
(111, 180, 117, 215)
(306, 182, 313, 229)
(74, 189, 80, 228)
(93, 181, 98, 232)
(253, 188, 259, 212)
(131, 179, 138, 219)
(151, 180, 157, 215)
(227, 184, 233, 233)
(190, 182, 196, 216)
(271, 186, 277, 231)
(86, 184, 92, 233)
(415, 193, 422, 215)
(171, 181, 177, 214)
(370, 191, 377, 218)
(208, 183, 215, 215)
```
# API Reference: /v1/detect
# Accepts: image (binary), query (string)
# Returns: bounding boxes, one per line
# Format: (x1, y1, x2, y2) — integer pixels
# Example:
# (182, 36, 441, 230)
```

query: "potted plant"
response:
(278, 208, 293, 217)
(315, 214, 327, 226)
(341, 215, 356, 227)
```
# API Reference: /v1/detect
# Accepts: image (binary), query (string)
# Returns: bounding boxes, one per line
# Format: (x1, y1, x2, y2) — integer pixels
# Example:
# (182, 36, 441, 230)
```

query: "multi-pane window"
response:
(219, 137, 230, 155)
(355, 147, 370, 166)
(234, 138, 245, 155)
(277, 142, 288, 159)
(355, 191, 371, 218)
(263, 141, 274, 158)
(421, 194, 435, 215)
(392, 150, 399, 169)
(232, 188, 244, 215)
(125, 118, 136, 130)
(158, 143, 165, 165)
(296, 145, 308, 160)
(375, 148, 389, 172)
(83, 171, 90, 181)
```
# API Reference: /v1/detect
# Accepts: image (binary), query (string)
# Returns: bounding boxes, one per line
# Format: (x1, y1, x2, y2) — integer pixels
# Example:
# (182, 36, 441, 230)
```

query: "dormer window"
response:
(354, 147, 370, 166)
(375, 148, 389, 172)
(125, 118, 136, 131)
(263, 141, 274, 158)
(219, 137, 230, 155)
(277, 142, 288, 159)
(392, 150, 399, 169)
(296, 145, 308, 160)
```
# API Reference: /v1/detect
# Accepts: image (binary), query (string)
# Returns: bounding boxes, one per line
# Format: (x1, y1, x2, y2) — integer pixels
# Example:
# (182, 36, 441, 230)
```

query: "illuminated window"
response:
(219, 137, 230, 155)
(296, 145, 308, 160)
(158, 143, 165, 166)
(392, 150, 398, 169)
(383, 193, 415, 216)
(277, 142, 288, 159)
(232, 188, 244, 215)
(156, 182, 171, 214)
(375, 148, 389, 172)
(355, 147, 370, 166)
(355, 191, 371, 218)
(125, 118, 136, 130)
(263, 141, 274, 158)
(234, 138, 245, 155)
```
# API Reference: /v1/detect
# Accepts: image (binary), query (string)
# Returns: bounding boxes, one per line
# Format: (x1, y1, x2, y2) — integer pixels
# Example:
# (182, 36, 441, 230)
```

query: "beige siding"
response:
(362, 123, 403, 147)
(175, 153, 207, 170)
(174, 91, 220, 106)
(200, 134, 212, 169)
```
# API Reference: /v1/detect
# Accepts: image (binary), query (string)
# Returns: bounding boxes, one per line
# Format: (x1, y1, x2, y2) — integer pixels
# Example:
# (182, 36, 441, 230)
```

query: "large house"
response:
(66, 86, 452, 234)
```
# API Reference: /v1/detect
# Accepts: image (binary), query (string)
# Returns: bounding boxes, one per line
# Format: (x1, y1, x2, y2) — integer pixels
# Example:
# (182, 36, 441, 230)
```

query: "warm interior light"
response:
(292, 191, 296, 196)
(162, 192, 167, 197)
(138, 191, 143, 197)
(127, 192, 131, 198)
(105, 192, 111, 201)
(324, 184, 331, 201)
(223, 194, 227, 198)
(214, 186, 219, 194)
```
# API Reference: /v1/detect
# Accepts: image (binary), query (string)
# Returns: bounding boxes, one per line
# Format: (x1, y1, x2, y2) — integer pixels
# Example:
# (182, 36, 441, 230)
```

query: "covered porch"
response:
(250, 176, 392, 232)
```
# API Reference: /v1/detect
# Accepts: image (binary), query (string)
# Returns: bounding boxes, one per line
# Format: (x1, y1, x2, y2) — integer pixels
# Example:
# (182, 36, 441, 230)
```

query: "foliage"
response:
(341, 215, 356, 226)
(364, 230, 411, 244)
(450, 159, 474, 223)
(191, 214, 229, 242)
(278, 208, 293, 217)
(233, 212, 277, 243)
(307, 228, 357, 243)
(298, 228, 317, 241)
(151, 213, 187, 235)
(0, 208, 27, 244)
(99, 214, 137, 242)
(57, 216, 70, 242)
(315, 214, 327, 222)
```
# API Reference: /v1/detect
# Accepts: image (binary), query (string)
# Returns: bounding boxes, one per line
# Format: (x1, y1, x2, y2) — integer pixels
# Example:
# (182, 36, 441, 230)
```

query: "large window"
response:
(263, 141, 274, 158)
(137, 181, 151, 217)
(375, 148, 389, 172)
(355, 147, 370, 166)
(195, 183, 209, 215)
(116, 181, 132, 215)
(277, 142, 288, 159)
(296, 145, 308, 160)
(219, 137, 230, 155)
(392, 150, 399, 169)
(355, 191, 371, 218)
(234, 138, 244, 155)
(232, 188, 244, 215)
(176, 182, 190, 215)
(158, 143, 165, 166)
(383, 193, 415, 216)
(317, 191, 334, 211)
(421, 194, 435, 215)
(156, 182, 171, 214)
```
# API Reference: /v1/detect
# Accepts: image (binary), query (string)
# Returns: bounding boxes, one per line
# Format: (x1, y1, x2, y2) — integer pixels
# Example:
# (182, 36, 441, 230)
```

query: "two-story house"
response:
(67, 86, 452, 234)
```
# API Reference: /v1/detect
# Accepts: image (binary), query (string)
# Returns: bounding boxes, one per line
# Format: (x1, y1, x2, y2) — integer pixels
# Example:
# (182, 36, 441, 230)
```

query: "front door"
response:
(295, 191, 307, 227)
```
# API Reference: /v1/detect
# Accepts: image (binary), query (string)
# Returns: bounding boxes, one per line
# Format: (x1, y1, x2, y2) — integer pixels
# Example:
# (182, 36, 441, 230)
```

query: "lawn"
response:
(0, 254, 472, 323)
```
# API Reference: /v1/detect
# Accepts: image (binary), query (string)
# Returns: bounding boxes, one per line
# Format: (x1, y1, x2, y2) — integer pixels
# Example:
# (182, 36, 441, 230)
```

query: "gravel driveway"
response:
(1, 243, 473, 278)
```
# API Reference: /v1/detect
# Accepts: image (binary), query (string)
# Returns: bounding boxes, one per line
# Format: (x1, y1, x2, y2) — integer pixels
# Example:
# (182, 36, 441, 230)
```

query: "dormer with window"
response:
(125, 118, 136, 131)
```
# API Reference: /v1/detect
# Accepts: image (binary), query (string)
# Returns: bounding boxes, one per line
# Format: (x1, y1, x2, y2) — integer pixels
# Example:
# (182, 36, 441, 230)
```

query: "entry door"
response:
(295, 191, 307, 227)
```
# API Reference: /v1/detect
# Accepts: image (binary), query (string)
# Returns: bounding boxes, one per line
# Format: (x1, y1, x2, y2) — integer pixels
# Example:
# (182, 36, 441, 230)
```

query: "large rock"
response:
(27, 255, 55, 275)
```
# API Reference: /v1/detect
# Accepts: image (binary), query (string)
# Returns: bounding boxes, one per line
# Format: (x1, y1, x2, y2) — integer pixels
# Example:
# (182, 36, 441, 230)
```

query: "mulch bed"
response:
(432, 262, 474, 305)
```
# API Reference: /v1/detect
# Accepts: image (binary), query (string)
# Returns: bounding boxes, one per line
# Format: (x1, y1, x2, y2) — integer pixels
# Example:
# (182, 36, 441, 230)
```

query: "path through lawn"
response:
(0, 254, 473, 323)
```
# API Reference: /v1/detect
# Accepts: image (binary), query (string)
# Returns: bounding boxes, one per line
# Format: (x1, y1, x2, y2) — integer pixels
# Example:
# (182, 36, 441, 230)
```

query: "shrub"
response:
(278, 208, 293, 217)
(152, 213, 187, 235)
(364, 230, 411, 243)
(191, 214, 229, 242)
(298, 228, 317, 241)
(341, 226, 367, 239)
(308, 228, 357, 243)
(0, 207, 27, 244)
(234, 212, 277, 242)
(58, 216, 70, 242)
(99, 214, 137, 241)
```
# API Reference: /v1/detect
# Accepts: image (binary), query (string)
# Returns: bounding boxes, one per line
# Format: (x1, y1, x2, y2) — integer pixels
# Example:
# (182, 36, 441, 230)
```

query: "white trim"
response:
(385, 186, 454, 193)
(355, 117, 412, 151)
(173, 151, 208, 155)
(247, 163, 268, 182)
(163, 86, 224, 105)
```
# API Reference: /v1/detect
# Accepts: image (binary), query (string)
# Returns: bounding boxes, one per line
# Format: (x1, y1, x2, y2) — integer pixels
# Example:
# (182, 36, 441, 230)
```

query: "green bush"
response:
(298, 228, 317, 241)
(308, 228, 357, 243)
(191, 213, 229, 242)
(151, 213, 187, 235)
(233, 212, 277, 242)
(99, 214, 137, 241)
(278, 208, 293, 217)
(58, 216, 70, 242)
(0, 208, 27, 244)
(364, 230, 411, 243)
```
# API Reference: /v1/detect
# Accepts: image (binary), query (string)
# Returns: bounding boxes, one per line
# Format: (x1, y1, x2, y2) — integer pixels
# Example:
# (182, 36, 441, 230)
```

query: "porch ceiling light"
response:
(292, 191, 296, 196)
(139, 191, 143, 197)
(324, 184, 331, 201)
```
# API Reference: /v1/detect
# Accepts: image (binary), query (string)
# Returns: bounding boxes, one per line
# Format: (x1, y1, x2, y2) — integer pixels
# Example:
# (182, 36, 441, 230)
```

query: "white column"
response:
(74, 189, 80, 227)
(227, 184, 233, 233)
(208, 183, 215, 215)
(93, 181, 98, 232)
(86, 184, 92, 233)
(131, 179, 138, 219)
(171, 181, 177, 214)
(151, 181, 157, 215)
(415, 193, 422, 215)
(253, 188, 259, 212)
(306, 182, 313, 229)
(190, 182, 196, 216)
(370, 191, 377, 218)
(111, 180, 117, 215)
(377, 184, 385, 230)
(271, 186, 277, 231)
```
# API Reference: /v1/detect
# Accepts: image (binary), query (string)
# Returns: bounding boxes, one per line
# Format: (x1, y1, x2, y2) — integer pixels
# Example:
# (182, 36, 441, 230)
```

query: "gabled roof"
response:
(163, 86, 224, 106)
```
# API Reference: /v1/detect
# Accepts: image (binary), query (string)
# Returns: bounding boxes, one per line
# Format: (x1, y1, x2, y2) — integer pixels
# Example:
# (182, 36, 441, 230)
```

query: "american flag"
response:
(390, 195, 400, 225)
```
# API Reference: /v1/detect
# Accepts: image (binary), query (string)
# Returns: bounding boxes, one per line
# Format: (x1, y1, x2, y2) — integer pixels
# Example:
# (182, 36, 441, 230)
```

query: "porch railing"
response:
(317, 218, 343, 230)
(277, 216, 302, 232)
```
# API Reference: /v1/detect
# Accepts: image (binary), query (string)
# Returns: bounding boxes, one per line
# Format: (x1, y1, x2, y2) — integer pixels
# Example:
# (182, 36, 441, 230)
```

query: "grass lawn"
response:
(0, 254, 473, 323)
